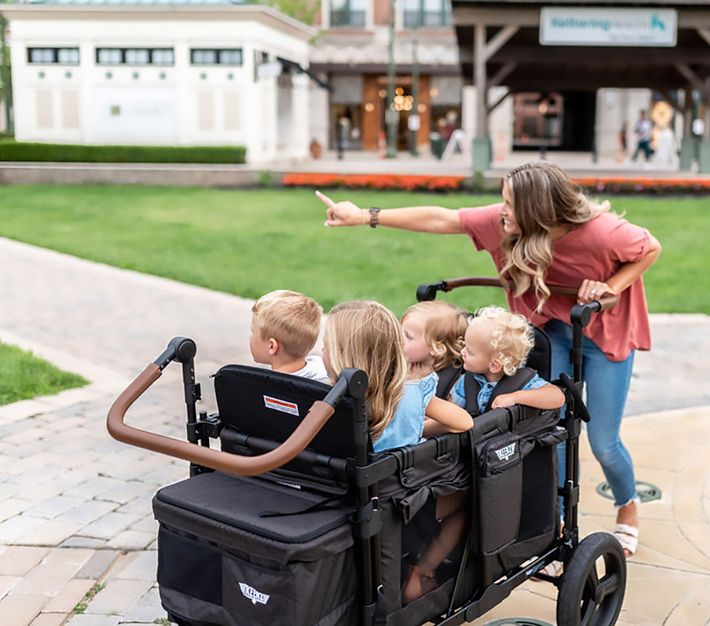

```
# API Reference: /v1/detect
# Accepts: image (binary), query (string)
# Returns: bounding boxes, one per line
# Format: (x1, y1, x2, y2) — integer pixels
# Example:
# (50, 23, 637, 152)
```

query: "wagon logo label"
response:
(494, 442, 516, 462)
(263, 395, 299, 416)
(239, 582, 270, 605)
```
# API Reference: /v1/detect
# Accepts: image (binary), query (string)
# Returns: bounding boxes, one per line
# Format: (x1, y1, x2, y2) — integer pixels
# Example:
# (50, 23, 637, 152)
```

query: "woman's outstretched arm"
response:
(316, 190, 464, 234)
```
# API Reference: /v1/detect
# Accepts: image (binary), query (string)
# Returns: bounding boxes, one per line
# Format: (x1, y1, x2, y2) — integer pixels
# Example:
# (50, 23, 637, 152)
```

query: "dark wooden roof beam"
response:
(489, 61, 517, 86)
(485, 25, 519, 59)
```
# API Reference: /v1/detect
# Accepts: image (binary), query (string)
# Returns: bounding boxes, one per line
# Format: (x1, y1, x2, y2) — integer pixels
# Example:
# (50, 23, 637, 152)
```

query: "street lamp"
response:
(386, 0, 397, 158)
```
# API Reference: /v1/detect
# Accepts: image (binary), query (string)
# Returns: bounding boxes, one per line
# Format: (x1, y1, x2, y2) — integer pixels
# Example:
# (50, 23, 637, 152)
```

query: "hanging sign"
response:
(540, 7, 677, 47)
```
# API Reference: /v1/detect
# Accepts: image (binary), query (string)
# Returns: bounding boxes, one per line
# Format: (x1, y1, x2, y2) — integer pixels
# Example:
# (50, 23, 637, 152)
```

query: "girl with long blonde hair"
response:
(317, 161, 662, 557)
(323, 301, 472, 452)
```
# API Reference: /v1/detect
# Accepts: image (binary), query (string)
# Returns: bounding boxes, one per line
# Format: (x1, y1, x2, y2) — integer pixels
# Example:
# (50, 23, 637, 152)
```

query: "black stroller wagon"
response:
(108, 277, 627, 626)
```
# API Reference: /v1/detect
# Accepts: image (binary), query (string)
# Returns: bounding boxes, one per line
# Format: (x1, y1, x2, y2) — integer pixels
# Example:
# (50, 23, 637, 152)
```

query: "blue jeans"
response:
(546, 319, 638, 507)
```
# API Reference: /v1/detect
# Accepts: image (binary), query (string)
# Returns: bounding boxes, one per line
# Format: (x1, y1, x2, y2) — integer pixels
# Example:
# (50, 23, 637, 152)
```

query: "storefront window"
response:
(330, 0, 367, 27)
(403, 0, 451, 28)
(513, 92, 563, 148)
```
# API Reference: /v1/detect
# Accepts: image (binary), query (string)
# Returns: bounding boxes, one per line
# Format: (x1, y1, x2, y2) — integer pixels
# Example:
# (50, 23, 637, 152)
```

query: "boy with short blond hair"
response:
(250, 290, 329, 383)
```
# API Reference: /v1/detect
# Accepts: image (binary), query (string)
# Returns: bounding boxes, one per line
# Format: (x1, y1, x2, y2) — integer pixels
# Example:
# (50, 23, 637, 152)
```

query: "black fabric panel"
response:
(155, 472, 352, 544)
(528, 326, 551, 381)
(476, 432, 523, 554)
(214, 364, 358, 460)
(158, 527, 222, 606)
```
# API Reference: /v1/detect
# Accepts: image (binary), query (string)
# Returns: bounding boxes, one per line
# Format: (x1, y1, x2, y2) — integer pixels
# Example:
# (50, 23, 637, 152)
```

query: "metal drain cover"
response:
(596, 481, 662, 503)
(485, 617, 552, 626)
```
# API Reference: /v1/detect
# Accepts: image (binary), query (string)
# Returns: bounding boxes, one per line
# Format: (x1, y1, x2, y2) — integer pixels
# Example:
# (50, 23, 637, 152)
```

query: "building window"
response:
(96, 48, 175, 66)
(28, 47, 80, 65)
(330, 0, 366, 27)
(190, 49, 243, 66)
(403, 0, 451, 27)
(152, 49, 175, 66)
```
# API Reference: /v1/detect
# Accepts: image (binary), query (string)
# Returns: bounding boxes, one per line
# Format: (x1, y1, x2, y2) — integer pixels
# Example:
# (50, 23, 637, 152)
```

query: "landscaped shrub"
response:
(0, 141, 246, 164)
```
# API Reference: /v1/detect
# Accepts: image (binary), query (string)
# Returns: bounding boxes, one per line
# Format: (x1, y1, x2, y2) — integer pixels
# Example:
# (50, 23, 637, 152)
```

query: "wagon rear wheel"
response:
(557, 532, 626, 626)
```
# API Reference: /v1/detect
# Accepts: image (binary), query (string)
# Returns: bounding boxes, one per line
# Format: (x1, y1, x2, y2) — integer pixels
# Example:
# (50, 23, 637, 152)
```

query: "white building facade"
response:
(1, 0, 315, 162)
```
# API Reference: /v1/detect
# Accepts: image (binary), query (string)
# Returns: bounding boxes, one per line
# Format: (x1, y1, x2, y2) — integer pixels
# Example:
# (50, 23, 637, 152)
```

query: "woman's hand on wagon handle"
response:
(577, 278, 616, 305)
(577, 235, 662, 305)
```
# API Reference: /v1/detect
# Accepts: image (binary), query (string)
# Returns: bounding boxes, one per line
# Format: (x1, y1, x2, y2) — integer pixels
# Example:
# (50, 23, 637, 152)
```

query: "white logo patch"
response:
(263, 395, 299, 416)
(239, 582, 270, 606)
(494, 442, 517, 462)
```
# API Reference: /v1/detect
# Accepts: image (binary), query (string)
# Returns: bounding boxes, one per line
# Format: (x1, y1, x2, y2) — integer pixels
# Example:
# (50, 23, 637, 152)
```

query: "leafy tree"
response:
(0, 0, 12, 135)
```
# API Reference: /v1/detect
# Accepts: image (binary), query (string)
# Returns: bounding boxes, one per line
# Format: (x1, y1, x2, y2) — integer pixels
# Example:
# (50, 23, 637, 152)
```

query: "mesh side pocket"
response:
(477, 433, 523, 554)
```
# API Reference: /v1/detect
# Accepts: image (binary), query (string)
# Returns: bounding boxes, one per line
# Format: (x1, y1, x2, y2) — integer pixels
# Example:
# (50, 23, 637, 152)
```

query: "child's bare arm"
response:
(491, 384, 565, 410)
(423, 396, 473, 437)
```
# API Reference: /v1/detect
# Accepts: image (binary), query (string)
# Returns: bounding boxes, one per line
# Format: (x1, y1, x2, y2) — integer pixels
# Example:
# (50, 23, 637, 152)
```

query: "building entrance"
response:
(513, 90, 595, 152)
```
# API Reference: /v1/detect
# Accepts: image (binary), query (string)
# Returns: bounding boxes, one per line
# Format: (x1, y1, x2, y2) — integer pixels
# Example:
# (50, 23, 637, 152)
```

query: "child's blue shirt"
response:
(450, 371, 547, 415)
(373, 372, 438, 453)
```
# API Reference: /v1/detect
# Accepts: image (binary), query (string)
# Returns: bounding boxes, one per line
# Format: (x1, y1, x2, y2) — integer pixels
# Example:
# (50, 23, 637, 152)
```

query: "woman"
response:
(316, 161, 661, 558)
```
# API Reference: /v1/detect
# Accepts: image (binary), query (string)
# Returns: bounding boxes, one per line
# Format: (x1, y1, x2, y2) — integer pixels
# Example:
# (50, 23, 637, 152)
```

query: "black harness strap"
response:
(436, 364, 464, 399)
(463, 367, 538, 417)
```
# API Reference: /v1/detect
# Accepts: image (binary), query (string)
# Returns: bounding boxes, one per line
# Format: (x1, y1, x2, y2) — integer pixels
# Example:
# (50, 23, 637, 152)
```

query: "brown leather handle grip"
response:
(107, 363, 336, 477)
(441, 276, 619, 311)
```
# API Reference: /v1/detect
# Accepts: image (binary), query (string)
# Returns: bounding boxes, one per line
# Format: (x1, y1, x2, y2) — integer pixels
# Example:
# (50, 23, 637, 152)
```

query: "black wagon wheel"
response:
(557, 532, 627, 626)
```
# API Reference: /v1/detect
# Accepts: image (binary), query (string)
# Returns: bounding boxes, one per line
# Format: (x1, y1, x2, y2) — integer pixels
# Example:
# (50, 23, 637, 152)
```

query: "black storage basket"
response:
(153, 472, 358, 626)
(474, 405, 566, 576)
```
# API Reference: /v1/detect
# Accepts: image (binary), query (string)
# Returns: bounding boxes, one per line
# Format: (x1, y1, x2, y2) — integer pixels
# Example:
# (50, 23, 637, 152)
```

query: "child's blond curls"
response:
(402, 301, 468, 370)
(473, 306, 534, 376)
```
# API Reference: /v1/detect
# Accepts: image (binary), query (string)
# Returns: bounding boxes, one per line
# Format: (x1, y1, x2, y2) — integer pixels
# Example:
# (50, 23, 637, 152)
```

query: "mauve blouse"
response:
(458, 203, 652, 361)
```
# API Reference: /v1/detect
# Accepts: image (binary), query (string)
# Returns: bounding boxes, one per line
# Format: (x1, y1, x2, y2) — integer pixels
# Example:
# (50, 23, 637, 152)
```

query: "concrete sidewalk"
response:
(0, 237, 708, 625)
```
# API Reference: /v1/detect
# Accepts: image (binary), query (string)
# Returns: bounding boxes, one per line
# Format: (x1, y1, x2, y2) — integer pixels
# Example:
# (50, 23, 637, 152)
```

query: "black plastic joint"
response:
(353, 457, 397, 488)
(198, 414, 223, 438)
(435, 435, 455, 462)
(186, 422, 199, 440)
(564, 482, 580, 507)
(351, 497, 382, 538)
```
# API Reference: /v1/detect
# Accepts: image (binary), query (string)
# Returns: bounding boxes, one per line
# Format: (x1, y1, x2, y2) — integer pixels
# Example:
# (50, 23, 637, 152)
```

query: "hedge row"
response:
(0, 141, 246, 164)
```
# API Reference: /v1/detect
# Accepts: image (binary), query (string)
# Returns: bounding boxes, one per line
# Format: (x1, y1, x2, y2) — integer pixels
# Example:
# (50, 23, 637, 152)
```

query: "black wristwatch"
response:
(369, 207, 381, 229)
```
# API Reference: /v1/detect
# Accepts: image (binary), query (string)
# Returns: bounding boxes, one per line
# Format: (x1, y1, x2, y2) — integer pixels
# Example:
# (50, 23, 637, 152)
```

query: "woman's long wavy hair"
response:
(501, 162, 609, 311)
(325, 301, 407, 442)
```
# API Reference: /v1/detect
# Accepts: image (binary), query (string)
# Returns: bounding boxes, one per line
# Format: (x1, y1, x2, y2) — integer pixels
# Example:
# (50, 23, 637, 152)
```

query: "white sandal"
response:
(614, 523, 639, 556)
(533, 559, 563, 579)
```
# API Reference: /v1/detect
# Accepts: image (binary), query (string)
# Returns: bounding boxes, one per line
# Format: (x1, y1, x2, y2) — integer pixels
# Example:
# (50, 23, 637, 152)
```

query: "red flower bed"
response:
(282, 172, 710, 194)
(282, 172, 465, 192)
(572, 176, 710, 194)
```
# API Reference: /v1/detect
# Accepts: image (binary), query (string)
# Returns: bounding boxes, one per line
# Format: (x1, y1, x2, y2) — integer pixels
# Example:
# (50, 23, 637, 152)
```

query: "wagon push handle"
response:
(417, 276, 618, 380)
(107, 337, 367, 477)
(417, 275, 618, 310)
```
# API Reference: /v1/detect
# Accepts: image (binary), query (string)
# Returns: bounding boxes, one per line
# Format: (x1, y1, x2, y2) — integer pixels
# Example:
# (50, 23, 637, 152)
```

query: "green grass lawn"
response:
(0, 184, 708, 314)
(0, 341, 88, 406)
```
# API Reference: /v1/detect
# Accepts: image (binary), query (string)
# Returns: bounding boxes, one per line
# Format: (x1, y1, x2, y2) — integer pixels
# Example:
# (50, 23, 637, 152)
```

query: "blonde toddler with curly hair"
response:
(451, 306, 564, 413)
